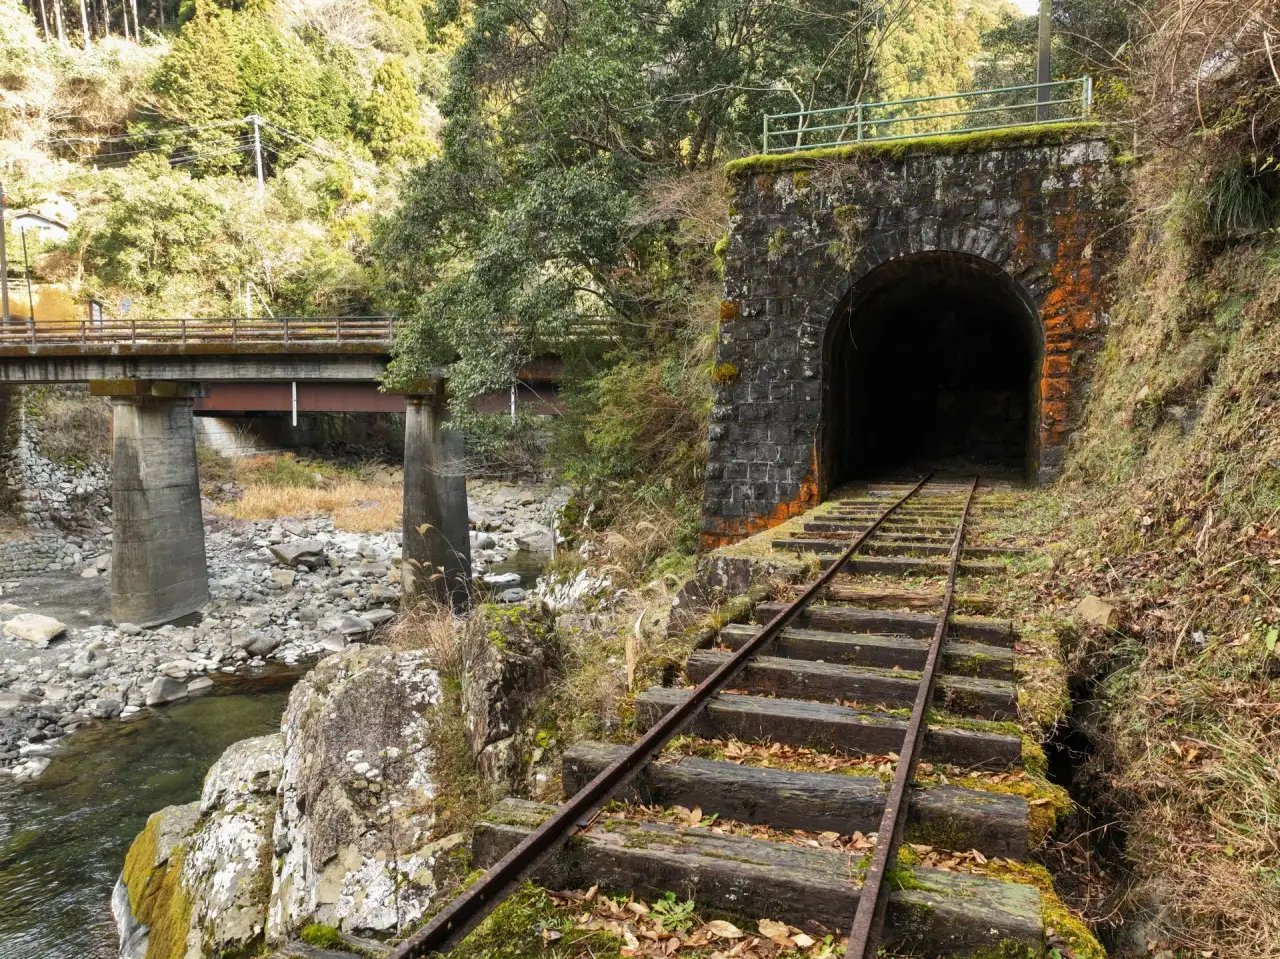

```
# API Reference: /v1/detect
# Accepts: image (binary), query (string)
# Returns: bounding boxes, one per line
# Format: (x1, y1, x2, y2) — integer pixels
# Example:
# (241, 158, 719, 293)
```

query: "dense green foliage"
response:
(1, 0, 443, 318)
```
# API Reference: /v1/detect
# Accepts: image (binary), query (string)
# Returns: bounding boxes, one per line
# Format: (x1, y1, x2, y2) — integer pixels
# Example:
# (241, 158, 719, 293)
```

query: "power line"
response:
(76, 135, 256, 163)
(39, 118, 252, 146)
(257, 121, 379, 173)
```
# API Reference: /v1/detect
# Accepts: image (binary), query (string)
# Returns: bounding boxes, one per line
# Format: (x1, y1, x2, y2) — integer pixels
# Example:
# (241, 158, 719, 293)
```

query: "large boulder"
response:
(268, 541, 327, 569)
(269, 644, 443, 941)
(461, 604, 557, 786)
(3, 613, 67, 647)
(114, 736, 284, 959)
(511, 522, 554, 552)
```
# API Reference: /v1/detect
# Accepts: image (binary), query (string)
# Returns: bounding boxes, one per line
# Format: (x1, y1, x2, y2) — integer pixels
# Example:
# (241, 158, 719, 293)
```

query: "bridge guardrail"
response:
(761, 77, 1093, 154)
(0, 316, 397, 349)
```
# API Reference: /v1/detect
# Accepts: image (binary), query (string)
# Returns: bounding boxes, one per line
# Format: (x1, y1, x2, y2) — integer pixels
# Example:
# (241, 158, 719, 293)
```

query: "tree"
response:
(355, 59, 427, 161)
(379, 0, 914, 403)
(148, 9, 242, 124)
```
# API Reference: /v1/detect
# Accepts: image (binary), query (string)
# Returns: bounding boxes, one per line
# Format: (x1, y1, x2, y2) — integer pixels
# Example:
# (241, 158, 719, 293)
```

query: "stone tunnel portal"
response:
(822, 251, 1043, 487)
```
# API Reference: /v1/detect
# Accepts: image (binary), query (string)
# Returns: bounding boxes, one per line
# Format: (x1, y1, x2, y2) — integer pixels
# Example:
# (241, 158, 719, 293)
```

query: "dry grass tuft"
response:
(209, 452, 402, 532)
(221, 480, 402, 532)
(385, 599, 487, 680)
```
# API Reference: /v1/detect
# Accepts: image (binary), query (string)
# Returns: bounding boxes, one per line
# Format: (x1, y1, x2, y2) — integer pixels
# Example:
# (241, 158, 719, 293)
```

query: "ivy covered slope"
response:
(1, 0, 446, 320)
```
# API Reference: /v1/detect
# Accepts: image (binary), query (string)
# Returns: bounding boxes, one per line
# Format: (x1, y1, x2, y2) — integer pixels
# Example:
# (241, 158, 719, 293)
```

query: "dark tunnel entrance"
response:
(822, 251, 1042, 487)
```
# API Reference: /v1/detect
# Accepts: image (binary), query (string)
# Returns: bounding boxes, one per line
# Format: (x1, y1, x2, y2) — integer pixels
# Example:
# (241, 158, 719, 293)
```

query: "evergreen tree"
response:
(147, 9, 242, 125)
(357, 60, 428, 161)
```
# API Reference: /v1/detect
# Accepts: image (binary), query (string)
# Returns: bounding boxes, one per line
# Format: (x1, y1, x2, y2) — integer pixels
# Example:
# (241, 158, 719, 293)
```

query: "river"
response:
(0, 675, 296, 959)
(0, 546, 547, 959)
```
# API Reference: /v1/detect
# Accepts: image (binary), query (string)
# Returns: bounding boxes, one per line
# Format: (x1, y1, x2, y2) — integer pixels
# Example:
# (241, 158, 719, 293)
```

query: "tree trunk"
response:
(156, 0, 162, 26)
(99, 0, 109, 37)
(121, 0, 129, 40)
(129, 0, 139, 37)
(78, 0, 90, 46)
(53, 0, 66, 44)
(37, 0, 49, 37)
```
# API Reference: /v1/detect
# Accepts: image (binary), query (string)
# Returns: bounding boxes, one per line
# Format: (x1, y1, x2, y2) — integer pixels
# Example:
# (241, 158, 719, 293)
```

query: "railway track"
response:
(391, 478, 1050, 959)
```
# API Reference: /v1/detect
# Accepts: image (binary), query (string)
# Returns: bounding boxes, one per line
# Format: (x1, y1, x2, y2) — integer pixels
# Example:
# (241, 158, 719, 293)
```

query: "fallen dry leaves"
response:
(602, 800, 876, 854)
(549, 886, 842, 959)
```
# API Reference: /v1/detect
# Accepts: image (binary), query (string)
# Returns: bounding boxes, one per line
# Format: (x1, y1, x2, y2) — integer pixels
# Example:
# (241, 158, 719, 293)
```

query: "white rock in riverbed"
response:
(3, 613, 67, 647)
(144, 676, 188, 706)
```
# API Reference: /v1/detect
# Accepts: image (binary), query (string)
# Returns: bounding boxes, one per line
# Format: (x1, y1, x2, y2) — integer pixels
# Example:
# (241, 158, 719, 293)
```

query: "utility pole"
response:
(1036, 0, 1052, 121)
(0, 184, 11, 326)
(251, 115, 265, 201)
(19, 228, 34, 325)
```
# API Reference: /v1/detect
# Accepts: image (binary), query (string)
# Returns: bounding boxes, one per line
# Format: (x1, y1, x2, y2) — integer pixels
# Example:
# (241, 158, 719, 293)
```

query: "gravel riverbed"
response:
(0, 479, 566, 779)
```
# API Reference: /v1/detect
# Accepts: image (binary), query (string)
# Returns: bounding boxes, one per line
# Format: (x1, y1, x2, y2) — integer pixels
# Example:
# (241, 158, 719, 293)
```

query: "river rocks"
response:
(512, 521, 555, 552)
(269, 541, 327, 569)
(0, 689, 39, 714)
(145, 676, 189, 706)
(269, 644, 442, 940)
(482, 571, 522, 587)
(3, 613, 67, 646)
(0, 475, 563, 779)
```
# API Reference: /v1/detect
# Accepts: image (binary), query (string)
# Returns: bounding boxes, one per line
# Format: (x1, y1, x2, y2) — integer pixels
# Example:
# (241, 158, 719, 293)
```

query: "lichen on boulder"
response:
(268, 644, 443, 941)
(115, 734, 282, 959)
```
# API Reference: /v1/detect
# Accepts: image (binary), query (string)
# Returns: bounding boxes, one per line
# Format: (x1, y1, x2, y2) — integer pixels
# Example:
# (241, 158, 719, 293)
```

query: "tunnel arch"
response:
(819, 250, 1044, 489)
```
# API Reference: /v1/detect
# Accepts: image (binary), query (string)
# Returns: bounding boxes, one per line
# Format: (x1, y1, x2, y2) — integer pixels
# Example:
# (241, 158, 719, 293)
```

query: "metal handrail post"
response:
(283, 315, 290, 345)
(856, 104, 863, 142)
(762, 113, 769, 154)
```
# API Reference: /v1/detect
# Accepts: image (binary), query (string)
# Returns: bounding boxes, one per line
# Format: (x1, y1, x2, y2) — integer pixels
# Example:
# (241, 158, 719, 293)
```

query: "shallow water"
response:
(484, 548, 549, 589)
(0, 674, 296, 959)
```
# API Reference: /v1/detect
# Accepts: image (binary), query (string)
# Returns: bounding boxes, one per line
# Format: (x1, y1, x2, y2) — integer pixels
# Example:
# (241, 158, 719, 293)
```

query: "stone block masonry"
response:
(702, 126, 1126, 547)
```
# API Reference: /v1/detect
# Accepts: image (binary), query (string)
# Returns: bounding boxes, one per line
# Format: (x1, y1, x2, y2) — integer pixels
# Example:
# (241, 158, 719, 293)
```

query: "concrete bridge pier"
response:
(401, 383, 472, 612)
(92, 380, 210, 627)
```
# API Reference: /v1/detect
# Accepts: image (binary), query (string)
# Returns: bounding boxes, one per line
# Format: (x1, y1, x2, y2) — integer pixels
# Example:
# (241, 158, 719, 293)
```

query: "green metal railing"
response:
(761, 77, 1093, 154)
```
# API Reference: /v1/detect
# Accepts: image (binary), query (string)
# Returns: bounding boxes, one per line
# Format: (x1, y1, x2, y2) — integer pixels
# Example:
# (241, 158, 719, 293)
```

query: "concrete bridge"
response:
(0, 317, 472, 626)
(701, 126, 1124, 547)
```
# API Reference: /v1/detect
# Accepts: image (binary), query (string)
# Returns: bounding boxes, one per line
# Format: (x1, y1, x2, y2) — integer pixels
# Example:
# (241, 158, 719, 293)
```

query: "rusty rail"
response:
(0, 315, 396, 348)
(843, 474, 980, 959)
(388, 476, 936, 958)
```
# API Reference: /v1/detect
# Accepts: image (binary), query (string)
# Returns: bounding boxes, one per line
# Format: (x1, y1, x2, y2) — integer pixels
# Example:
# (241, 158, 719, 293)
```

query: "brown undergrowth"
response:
(1006, 138, 1280, 953)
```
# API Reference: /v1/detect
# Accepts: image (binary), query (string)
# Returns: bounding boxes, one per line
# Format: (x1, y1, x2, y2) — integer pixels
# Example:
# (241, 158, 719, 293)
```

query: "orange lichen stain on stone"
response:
(719, 300, 741, 321)
(699, 447, 821, 550)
